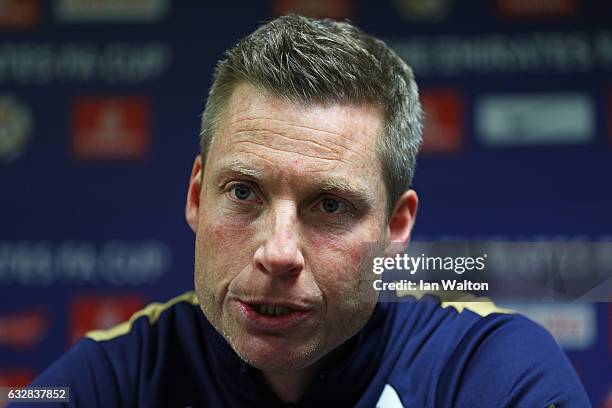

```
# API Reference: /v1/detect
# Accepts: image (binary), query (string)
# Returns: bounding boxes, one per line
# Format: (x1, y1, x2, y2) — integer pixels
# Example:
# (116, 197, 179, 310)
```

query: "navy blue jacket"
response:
(20, 292, 591, 407)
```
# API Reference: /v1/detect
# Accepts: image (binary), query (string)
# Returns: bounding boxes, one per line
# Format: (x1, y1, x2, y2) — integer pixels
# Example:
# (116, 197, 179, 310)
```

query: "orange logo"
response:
(0, 309, 49, 350)
(0, 0, 41, 29)
(420, 89, 464, 154)
(72, 96, 151, 161)
(70, 295, 145, 344)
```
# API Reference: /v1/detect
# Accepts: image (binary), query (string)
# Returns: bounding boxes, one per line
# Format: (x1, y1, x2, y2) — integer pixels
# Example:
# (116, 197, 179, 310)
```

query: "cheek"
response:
(308, 235, 366, 297)
(308, 217, 383, 268)
(307, 220, 383, 308)
(198, 200, 257, 249)
(195, 214, 258, 322)
(312, 245, 377, 346)
(195, 209, 258, 299)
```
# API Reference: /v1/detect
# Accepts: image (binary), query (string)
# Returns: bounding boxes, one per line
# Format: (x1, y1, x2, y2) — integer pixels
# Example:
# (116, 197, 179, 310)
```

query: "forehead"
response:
(208, 83, 385, 191)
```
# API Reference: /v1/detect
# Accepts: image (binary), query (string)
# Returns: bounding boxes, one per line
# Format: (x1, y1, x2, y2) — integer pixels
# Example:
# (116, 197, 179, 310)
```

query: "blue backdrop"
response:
(0, 0, 610, 406)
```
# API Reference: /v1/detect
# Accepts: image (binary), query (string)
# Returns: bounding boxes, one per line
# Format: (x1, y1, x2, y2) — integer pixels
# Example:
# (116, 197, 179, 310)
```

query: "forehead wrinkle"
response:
(225, 124, 372, 164)
(228, 115, 353, 155)
(236, 117, 369, 152)
(284, 121, 374, 153)
(229, 139, 349, 163)
(233, 127, 340, 156)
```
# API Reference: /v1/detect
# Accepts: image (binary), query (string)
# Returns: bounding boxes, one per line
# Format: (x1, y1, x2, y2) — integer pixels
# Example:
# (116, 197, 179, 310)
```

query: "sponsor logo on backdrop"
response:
(387, 31, 612, 77)
(70, 295, 144, 343)
(54, 0, 169, 23)
(0, 95, 33, 163)
(394, 0, 451, 21)
(274, 0, 354, 18)
(0, 42, 172, 85)
(0, 240, 171, 285)
(503, 303, 596, 350)
(420, 89, 463, 154)
(496, 0, 575, 19)
(0, 0, 41, 28)
(0, 308, 49, 350)
(72, 96, 151, 160)
(476, 93, 594, 146)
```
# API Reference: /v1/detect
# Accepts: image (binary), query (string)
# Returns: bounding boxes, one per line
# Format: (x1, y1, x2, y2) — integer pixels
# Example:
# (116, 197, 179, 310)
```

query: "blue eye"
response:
(320, 198, 346, 214)
(232, 184, 254, 201)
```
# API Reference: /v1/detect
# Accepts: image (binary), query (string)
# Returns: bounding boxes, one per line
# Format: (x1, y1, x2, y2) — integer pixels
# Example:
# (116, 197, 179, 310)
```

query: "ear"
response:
(385, 189, 418, 257)
(185, 155, 203, 233)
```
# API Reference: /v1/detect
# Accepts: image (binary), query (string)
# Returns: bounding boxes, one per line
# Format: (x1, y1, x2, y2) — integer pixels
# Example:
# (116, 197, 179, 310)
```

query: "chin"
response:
(231, 334, 323, 372)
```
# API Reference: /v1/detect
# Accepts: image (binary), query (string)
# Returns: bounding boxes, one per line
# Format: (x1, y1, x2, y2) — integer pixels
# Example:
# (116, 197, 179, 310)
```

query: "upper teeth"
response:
(254, 305, 292, 316)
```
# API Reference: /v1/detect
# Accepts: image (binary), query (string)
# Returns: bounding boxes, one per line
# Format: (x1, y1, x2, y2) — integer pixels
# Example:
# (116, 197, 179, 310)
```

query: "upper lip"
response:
(238, 299, 314, 312)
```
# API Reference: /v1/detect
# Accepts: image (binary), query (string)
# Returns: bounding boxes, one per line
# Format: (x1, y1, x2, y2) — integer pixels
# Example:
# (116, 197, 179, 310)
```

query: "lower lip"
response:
(236, 301, 312, 333)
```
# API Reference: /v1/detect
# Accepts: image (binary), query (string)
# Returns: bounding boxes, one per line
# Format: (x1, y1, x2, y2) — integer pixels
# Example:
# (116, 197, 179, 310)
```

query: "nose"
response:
(253, 201, 305, 278)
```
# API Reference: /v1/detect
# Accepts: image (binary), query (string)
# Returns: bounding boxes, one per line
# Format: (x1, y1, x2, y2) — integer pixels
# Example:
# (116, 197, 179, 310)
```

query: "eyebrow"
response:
(319, 178, 375, 209)
(215, 160, 265, 179)
(214, 160, 376, 209)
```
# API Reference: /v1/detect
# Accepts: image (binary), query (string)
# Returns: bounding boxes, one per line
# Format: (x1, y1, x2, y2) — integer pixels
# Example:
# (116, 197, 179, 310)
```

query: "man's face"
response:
(188, 83, 389, 372)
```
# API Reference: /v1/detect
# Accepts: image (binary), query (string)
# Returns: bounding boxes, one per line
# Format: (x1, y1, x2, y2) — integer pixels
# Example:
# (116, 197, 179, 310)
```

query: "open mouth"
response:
(238, 300, 312, 331)
(251, 304, 294, 317)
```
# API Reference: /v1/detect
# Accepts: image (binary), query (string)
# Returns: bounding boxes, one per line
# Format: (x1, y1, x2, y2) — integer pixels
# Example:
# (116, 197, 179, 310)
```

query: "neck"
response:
(262, 366, 319, 403)
(261, 341, 354, 403)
